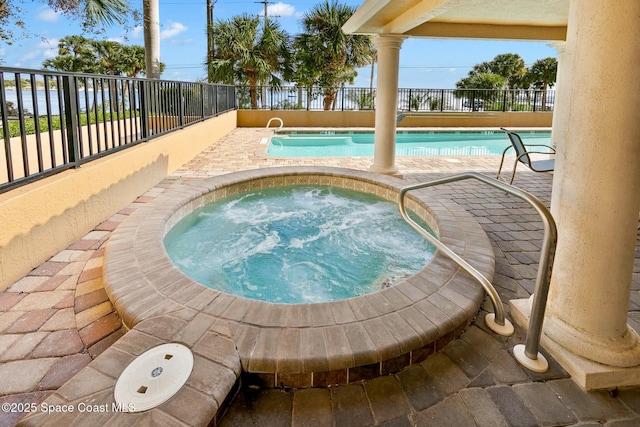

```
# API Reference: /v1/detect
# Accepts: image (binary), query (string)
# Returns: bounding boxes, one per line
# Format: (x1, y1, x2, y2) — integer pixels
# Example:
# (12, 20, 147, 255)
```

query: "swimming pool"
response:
(267, 130, 552, 157)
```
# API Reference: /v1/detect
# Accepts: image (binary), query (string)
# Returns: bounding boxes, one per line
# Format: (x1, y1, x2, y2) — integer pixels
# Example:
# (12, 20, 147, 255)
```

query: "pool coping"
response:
(104, 166, 496, 388)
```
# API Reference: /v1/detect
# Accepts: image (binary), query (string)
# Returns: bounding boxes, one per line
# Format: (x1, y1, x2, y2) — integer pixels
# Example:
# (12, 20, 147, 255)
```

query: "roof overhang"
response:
(343, 0, 569, 41)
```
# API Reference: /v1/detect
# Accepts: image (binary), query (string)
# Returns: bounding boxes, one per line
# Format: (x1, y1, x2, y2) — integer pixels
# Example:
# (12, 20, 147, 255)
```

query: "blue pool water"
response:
(164, 185, 435, 304)
(267, 130, 551, 157)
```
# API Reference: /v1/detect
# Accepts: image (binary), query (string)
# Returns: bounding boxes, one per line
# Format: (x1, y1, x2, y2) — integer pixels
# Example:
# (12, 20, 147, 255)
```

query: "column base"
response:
(368, 163, 402, 178)
(510, 298, 640, 391)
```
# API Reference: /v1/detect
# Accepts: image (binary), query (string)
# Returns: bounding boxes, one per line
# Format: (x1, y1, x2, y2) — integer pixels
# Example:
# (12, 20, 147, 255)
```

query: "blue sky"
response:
(1, 0, 558, 88)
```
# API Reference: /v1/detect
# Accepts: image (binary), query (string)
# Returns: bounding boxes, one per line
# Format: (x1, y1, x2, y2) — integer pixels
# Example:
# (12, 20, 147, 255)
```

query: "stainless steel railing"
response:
(398, 171, 557, 371)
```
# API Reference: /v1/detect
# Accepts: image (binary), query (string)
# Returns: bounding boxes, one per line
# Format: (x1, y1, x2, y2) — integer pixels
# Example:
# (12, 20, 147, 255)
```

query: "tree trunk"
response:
(207, 0, 214, 83)
(369, 56, 375, 92)
(249, 76, 258, 109)
(541, 83, 548, 110)
(323, 90, 336, 110)
(144, 0, 161, 79)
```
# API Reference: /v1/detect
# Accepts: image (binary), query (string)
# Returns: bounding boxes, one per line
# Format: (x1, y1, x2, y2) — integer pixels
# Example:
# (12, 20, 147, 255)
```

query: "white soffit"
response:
(343, 0, 569, 41)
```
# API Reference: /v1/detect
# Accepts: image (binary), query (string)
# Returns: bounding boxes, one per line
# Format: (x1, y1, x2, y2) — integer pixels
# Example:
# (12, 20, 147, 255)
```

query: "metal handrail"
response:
(398, 171, 557, 371)
(266, 117, 284, 132)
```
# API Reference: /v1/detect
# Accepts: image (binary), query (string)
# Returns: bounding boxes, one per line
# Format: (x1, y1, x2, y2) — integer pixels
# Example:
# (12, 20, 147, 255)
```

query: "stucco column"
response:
(545, 0, 640, 368)
(370, 34, 405, 176)
(547, 41, 566, 149)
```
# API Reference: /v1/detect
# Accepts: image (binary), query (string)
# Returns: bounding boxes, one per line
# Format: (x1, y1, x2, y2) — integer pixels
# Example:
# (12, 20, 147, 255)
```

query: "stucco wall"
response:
(237, 110, 553, 128)
(0, 111, 237, 291)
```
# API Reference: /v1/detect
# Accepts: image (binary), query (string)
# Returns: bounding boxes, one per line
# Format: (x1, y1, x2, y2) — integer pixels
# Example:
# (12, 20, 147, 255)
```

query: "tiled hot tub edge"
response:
(103, 166, 495, 387)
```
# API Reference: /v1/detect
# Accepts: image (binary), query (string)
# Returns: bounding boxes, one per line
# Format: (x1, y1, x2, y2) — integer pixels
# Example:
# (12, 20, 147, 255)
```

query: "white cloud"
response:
(161, 22, 188, 40)
(36, 8, 60, 23)
(132, 25, 144, 39)
(166, 38, 194, 46)
(264, 2, 295, 17)
(17, 39, 58, 66)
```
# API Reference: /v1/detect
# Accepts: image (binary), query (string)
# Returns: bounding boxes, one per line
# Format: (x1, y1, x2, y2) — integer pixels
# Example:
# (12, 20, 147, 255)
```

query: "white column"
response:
(370, 35, 405, 176)
(545, 0, 640, 369)
(547, 41, 566, 150)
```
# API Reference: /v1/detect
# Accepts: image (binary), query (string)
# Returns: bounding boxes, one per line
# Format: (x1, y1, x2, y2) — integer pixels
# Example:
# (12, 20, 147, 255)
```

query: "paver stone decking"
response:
(2, 127, 639, 426)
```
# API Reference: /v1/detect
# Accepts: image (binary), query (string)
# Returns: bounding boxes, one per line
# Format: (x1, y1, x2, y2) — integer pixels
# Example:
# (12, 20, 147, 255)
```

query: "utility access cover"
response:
(114, 343, 194, 412)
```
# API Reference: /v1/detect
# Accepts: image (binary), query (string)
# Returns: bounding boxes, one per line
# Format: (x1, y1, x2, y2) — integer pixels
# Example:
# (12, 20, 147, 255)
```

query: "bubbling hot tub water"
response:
(164, 185, 435, 303)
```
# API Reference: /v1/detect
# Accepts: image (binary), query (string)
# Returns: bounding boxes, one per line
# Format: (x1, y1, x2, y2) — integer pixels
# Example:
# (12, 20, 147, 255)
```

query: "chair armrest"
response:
(517, 151, 553, 163)
(500, 145, 515, 156)
(523, 144, 556, 153)
(520, 151, 554, 156)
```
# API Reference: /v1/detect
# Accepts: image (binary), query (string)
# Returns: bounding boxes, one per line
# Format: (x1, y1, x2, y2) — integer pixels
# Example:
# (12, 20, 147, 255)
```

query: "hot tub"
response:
(104, 166, 495, 388)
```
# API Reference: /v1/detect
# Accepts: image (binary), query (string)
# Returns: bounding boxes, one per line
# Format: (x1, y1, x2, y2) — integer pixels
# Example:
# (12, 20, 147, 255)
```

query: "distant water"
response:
(3, 89, 138, 116)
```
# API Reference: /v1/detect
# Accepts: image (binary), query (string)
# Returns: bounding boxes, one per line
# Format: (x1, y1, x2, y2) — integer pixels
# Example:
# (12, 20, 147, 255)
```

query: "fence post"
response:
(215, 85, 221, 115)
(0, 74, 14, 182)
(200, 84, 205, 119)
(62, 75, 81, 168)
(533, 90, 538, 112)
(139, 80, 150, 140)
(502, 90, 508, 112)
(178, 83, 184, 127)
(231, 86, 236, 111)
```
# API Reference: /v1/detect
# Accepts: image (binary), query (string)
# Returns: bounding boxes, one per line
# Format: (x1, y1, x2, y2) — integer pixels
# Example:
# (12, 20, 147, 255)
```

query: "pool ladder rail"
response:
(398, 172, 557, 373)
(266, 117, 284, 132)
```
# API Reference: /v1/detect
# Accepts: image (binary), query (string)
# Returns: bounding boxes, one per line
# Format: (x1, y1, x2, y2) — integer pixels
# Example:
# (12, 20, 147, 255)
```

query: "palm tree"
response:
(527, 57, 558, 110)
(93, 40, 125, 75)
(85, 0, 129, 26)
(43, 35, 100, 73)
(143, 0, 161, 79)
(120, 46, 147, 77)
(489, 53, 527, 91)
(455, 72, 506, 110)
(44, 37, 155, 78)
(208, 14, 290, 109)
(1, 0, 129, 45)
(293, 0, 375, 110)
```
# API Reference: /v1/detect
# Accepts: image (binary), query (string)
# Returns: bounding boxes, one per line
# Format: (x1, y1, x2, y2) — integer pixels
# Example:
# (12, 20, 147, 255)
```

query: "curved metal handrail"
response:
(266, 117, 284, 132)
(398, 171, 557, 371)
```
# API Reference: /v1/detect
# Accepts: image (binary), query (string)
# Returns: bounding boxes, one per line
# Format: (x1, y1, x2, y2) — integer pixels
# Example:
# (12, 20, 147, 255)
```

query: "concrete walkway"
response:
(1, 127, 639, 426)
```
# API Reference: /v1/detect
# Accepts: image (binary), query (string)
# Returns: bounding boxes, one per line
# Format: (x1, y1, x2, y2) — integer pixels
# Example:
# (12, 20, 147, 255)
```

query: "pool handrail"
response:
(266, 117, 284, 132)
(398, 171, 557, 372)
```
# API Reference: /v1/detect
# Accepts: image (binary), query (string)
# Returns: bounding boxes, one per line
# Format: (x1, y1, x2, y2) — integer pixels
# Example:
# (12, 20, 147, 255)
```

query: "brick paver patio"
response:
(1, 127, 639, 426)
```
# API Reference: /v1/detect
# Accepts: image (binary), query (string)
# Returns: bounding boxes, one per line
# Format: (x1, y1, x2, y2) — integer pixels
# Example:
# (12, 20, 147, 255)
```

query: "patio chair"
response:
(497, 127, 556, 185)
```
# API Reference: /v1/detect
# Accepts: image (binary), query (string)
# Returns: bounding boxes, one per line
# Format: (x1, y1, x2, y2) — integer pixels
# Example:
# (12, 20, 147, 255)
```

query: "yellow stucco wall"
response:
(237, 110, 553, 128)
(239, 110, 377, 128)
(0, 111, 237, 291)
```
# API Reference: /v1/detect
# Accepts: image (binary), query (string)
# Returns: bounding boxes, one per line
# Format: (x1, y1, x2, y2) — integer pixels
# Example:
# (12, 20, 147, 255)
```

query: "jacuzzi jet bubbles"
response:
(164, 185, 436, 303)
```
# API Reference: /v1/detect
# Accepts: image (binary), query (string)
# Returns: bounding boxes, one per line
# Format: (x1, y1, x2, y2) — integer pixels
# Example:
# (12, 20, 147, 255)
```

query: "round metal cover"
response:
(114, 343, 194, 412)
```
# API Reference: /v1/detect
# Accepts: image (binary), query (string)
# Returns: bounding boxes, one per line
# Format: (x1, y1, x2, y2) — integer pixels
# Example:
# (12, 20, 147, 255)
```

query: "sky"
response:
(1, 0, 558, 88)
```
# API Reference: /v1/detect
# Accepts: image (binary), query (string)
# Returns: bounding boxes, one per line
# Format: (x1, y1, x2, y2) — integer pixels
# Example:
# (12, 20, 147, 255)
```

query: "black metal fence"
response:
(236, 85, 556, 112)
(1, 66, 235, 193)
(2, 67, 554, 193)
